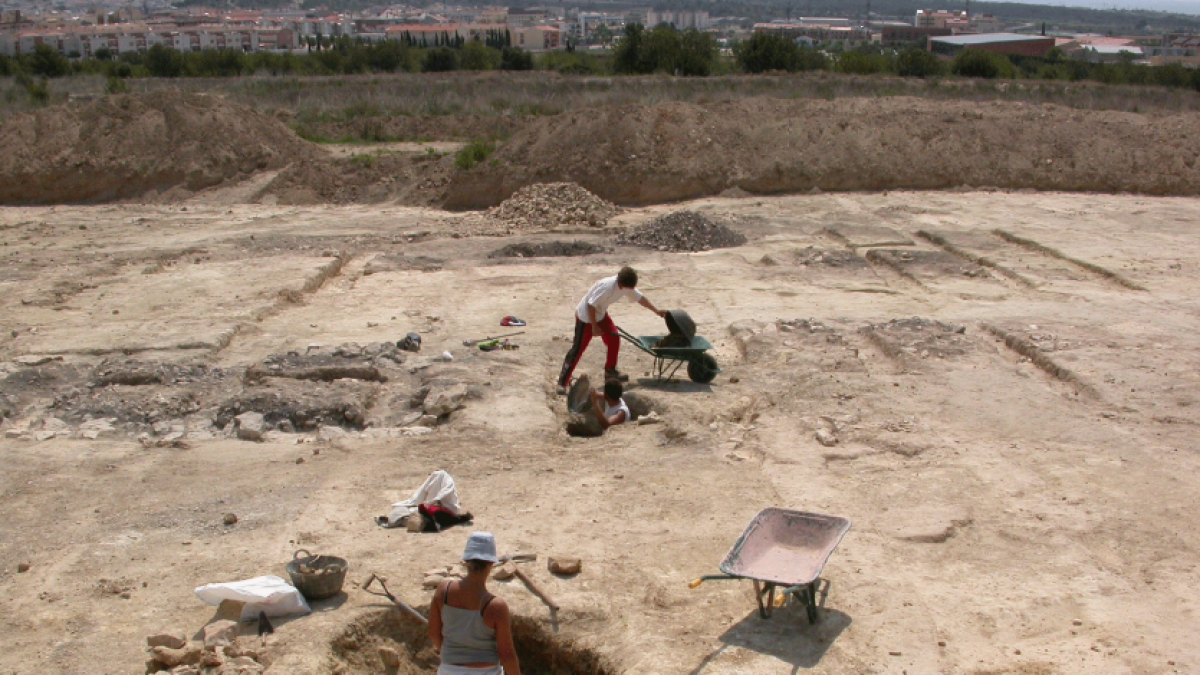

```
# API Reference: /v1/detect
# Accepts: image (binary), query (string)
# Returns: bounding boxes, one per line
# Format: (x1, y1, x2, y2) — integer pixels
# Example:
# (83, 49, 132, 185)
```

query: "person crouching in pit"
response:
(428, 532, 522, 675)
(588, 379, 630, 431)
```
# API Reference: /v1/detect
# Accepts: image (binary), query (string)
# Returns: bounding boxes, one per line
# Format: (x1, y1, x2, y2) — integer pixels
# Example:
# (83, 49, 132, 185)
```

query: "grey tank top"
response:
(440, 585, 499, 665)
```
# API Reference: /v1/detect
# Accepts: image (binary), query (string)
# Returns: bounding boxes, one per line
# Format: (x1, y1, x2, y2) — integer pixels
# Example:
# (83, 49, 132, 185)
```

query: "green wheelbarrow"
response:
(614, 310, 720, 384)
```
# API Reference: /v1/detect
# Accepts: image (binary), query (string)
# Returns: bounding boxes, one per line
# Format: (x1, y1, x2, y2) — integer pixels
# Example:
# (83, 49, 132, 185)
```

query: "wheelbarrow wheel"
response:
(687, 353, 719, 384)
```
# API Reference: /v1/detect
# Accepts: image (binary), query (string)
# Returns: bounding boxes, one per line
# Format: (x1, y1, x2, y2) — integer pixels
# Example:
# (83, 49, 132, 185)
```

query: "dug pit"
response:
(330, 609, 615, 675)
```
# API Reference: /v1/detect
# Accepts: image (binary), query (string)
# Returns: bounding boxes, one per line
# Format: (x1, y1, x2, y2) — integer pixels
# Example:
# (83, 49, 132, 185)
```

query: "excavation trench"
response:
(331, 608, 615, 675)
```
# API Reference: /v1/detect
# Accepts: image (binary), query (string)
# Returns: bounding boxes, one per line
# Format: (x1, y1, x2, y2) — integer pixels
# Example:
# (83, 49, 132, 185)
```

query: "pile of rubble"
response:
(616, 211, 747, 252)
(146, 622, 265, 674)
(485, 182, 622, 231)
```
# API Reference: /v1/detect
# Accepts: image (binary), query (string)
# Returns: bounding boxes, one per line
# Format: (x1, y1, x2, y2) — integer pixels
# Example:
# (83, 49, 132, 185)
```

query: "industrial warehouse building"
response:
(930, 33, 1056, 58)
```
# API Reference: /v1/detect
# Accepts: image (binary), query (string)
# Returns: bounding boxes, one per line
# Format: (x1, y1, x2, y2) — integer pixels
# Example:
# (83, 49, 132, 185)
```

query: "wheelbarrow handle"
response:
(689, 574, 740, 588)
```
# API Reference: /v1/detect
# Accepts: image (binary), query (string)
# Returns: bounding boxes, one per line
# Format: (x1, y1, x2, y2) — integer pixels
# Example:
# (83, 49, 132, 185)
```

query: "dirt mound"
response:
(617, 211, 747, 252)
(443, 96, 1200, 208)
(0, 91, 320, 205)
(264, 152, 452, 206)
(485, 182, 623, 230)
(489, 240, 610, 258)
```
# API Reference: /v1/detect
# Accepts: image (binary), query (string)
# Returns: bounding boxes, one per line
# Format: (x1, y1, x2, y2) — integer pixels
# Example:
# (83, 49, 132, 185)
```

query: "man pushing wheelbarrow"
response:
(556, 266, 666, 395)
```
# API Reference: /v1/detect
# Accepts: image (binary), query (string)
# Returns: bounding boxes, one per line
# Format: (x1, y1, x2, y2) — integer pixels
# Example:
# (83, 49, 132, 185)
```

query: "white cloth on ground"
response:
(575, 275, 643, 323)
(194, 575, 312, 620)
(437, 665, 503, 675)
(387, 469, 465, 527)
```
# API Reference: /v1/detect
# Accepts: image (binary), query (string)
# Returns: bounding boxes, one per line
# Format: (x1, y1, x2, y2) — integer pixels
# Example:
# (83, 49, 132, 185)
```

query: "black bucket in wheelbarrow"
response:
(664, 310, 696, 342)
(286, 549, 348, 601)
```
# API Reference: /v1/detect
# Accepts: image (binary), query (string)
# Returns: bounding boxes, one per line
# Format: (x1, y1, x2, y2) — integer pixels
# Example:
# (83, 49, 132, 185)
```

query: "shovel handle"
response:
(690, 574, 738, 589)
(689, 578, 704, 589)
(514, 567, 560, 611)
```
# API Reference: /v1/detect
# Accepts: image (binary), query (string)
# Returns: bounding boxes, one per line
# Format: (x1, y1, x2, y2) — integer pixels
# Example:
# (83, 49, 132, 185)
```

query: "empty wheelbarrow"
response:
(615, 310, 720, 384)
(690, 508, 851, 622)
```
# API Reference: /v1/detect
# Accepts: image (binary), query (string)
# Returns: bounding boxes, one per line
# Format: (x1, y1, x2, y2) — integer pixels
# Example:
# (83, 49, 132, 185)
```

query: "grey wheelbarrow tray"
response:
(614, 326, 721, 383)
(690, 508, 851, 622)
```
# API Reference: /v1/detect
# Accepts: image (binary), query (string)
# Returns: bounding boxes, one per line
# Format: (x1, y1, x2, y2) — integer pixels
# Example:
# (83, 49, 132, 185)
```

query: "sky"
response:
(1027, 0, 1200, 13)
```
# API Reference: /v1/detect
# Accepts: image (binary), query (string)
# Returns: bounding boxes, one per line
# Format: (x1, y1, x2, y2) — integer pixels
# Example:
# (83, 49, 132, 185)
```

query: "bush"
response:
(836, 50, 890, 75)
(105, 76, 128, 94)
(459, 40, 500, 71)
(500, 46, 533, 71)
(895, 48, 943, 78)
(145, 44, 184, 77)
(539, 50, 602, 75)
(0, 53, 12, 76)
(613, 23, 650, 74)
(951, 49, 1014, 79)
(25, 44, 70, 78)
(735, 33, 801, 73)
(423, 47, 458, 73)
(454, 139, 496, 170)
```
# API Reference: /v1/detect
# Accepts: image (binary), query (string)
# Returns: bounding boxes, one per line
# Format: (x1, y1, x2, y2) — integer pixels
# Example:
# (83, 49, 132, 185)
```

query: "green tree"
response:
(678, 28, 716, 76)
(895, 47, 942, 77)
(423, 46, 458, 72)
(499, 46, 533, 71)
(643, 23, 681, 73)
(735, 32, 801, 73)
(460, 39, 500, 70)
(591, 24, 612, 46)
(0, 53, 12, 76)
(951, 49, 1013, 79)
(145, 44, 184, 77)
(26, 44, 70, 77)
(613, 23, 647, 74)
(94, 46, 113, 60)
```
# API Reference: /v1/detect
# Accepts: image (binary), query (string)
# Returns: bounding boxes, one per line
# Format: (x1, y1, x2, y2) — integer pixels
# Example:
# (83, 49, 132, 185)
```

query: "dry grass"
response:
(3, 70, 1198, 125)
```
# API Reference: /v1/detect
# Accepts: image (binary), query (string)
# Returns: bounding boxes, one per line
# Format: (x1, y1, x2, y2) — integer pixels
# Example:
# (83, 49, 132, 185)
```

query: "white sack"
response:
(194, 575, 312, 621)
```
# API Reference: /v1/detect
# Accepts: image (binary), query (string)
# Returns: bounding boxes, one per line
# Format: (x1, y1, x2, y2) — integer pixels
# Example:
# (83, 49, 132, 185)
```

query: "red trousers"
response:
(558, 315, 618, 387)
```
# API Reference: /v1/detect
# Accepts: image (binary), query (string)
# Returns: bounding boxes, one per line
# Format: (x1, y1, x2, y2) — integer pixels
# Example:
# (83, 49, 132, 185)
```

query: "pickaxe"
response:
(462, 331, 525, 347)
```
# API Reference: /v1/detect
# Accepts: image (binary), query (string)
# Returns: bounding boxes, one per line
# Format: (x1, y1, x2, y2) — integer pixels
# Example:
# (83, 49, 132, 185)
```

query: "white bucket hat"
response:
(462, 531, 499, 563)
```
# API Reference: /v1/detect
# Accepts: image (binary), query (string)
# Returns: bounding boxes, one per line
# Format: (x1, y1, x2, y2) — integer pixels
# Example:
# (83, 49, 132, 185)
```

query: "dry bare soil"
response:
(3, 185, 1200, 675)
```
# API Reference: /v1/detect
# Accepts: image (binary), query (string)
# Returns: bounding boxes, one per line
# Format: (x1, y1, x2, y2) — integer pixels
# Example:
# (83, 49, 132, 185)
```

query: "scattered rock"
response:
(815, 429, 839, 447)
(422, 574, 446, 589)
(423, 384, 471, 417)
(202, 620, 238, 648)
(199, 647, 224, 667)
(548, 557, 582, 575)
(15, 355, 63, 366)
(224, 637, 261, 661)
(636, 411, 661, 426)
(17, 562, 31, 573)
(222, 513, 238, 526)
(379, 646, 401, 667)
(220, 656, 265, 674)
(79, 417, 118, 439)
(147, 630, 188, 650)
(150, 643, 202, 667)
(617, 211, 747, 252)
(410, 414, 439, 428)
(318, 425, 349, 441)
(234, 412, 265, 441)
(492, 561, 517, 581)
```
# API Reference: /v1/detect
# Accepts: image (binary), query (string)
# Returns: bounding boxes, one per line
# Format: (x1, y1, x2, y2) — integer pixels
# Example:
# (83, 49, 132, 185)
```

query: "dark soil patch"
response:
(489, 241, 611, 259)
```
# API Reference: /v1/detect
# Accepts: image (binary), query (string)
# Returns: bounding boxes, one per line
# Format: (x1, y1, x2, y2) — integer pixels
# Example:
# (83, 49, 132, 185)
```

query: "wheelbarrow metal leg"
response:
(753, 579, 777, 619)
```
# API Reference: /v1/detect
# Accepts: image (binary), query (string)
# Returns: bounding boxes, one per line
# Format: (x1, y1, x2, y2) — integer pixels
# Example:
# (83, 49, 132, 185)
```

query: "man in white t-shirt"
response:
(557, 266, 665, 394)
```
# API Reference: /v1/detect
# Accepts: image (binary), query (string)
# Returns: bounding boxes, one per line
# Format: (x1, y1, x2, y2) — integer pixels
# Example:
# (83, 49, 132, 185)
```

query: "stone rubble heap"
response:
(616, 211, 747, 252)
(486, 182, 623, 231)
(146, 621, 265, 674)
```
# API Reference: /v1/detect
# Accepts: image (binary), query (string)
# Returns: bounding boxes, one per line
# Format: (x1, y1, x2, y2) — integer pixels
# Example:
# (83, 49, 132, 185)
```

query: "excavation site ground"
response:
(2, 187, 1199, 675)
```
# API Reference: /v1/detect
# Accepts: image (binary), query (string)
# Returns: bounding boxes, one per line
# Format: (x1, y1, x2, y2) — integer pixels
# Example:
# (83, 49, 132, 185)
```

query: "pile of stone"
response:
(616, 211, 747, 252)
(146, 621, 264, 674)
(485, 182, 622, 231)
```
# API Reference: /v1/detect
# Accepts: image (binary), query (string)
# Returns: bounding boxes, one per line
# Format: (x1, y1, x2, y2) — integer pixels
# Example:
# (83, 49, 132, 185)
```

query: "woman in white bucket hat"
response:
(428, 532, 522, 675)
